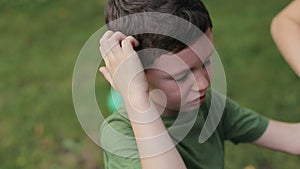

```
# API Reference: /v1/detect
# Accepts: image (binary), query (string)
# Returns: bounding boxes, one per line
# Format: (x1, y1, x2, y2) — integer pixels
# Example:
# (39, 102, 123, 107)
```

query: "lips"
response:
(200, 94, 206, 102)
(191, 94, 206, 105)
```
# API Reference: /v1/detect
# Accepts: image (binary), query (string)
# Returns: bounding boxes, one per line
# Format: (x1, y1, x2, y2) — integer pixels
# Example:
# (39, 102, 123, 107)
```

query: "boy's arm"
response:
(271, 0, 300, 77)
(99, 31, 187, 169)
(252, 120, 300, 155)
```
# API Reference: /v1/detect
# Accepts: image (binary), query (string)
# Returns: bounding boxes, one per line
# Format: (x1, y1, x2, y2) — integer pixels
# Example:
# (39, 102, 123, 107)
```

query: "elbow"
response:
(270, 15, 281, 38)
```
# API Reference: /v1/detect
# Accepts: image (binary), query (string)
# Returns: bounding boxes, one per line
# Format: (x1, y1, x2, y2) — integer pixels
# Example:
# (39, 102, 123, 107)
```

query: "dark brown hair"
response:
(105, 0, 212, 66)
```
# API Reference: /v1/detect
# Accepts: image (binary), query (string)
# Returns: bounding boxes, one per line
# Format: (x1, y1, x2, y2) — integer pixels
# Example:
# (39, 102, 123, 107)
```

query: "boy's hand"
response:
(99, 31, 150, 108)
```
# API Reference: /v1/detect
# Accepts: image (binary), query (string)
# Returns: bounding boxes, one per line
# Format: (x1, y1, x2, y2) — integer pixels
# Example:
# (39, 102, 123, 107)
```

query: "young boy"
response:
(99, 0, 300, 168)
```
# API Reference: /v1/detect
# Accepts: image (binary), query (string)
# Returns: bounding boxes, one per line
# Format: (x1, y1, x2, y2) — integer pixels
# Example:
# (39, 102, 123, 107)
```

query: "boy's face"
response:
(145, 29, 214, 113)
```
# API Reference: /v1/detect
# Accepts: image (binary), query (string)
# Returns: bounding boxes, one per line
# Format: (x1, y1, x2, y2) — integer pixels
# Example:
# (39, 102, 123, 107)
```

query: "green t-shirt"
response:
(100, 92, 269, 169)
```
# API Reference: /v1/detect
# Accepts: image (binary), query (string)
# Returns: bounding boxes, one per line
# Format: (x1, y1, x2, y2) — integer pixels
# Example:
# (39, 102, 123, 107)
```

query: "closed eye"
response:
(175, 71, 190, 82)
(202, 58, 211, 68)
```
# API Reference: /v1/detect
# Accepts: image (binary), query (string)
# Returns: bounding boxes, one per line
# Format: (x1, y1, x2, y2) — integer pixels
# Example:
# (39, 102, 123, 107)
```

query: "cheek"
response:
(204, 61, 214, 79)
(206, 66, 213, 79)
(151, 81, 180, 99)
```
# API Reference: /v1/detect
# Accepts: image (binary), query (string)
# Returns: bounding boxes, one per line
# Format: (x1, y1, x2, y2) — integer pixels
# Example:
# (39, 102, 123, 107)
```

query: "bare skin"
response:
(99, 29, 300, 169)
(99, 30, 187, 169)
(271, 0, 300, 77)
(253, 120, 300, 155)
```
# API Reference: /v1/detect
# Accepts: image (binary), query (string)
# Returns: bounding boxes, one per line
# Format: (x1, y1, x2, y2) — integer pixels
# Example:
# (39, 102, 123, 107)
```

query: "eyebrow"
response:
(171, 53, 213, 78)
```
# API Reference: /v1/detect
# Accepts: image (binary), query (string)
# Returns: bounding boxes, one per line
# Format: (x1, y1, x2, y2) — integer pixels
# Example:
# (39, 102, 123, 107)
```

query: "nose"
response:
(191, 68, 210, 93)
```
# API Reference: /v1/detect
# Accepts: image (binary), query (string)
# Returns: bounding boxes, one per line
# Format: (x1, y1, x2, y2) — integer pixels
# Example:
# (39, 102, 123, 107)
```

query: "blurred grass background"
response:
(0, 0, 299, 169)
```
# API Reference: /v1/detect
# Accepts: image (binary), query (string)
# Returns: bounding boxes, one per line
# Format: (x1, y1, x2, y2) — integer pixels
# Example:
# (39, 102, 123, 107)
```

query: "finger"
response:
(101, 33, 134, 58)
(101, 50, 112, 70)
(99, 30, 114, 45)
(127, 36, 139, 47)
(122, 36, 139, 56)
(109, 31, 127, 43)
(107, 32, 127, 62)
(99, 31, 114, 58)
(99, 67, 115, 88)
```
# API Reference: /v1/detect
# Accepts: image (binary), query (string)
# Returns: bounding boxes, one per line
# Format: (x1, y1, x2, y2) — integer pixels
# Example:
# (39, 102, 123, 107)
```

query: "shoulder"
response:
(221, 95, 269, 143)
(202, 91, 269, 143)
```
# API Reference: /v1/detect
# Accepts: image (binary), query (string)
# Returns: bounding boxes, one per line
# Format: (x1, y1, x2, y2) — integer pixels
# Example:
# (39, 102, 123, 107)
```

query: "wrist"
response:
(122, 92, 150, 112)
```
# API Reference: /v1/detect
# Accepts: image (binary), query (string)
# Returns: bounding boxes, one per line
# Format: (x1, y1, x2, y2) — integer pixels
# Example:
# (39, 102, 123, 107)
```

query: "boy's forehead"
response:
(150, 32, 214, 73)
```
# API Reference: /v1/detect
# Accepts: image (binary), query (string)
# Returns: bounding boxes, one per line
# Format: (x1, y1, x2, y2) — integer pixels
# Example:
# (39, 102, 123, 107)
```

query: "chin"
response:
(181, 104, 201, 112)
(167, 102, 201, 113)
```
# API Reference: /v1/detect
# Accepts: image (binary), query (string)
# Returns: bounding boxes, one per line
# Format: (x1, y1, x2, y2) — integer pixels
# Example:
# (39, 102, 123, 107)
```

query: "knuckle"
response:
(99, 38, 105, 45)
(100, 30, 114, 44)
(105, 40, 115, 50)
(107, 30, 113, 34)
(122, 38, 129, 44)
(99, 43, 108, 53)
(99, 45, 103, 52)
(114, 31, 122, 36)
(99, 46, 106, 56)
(112, 31, 125, 39)
(105, 39, 112, 46)
(105, 30, 114, 37)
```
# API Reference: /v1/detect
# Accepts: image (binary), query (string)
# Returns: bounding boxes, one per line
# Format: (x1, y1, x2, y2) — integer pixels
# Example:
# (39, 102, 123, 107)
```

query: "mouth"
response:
(191, 94, 206, 105)
(200, 94, 206, 102)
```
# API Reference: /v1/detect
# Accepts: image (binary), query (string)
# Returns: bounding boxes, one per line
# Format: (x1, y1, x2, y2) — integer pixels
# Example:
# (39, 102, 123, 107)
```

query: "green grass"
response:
(0, 1, 107, 168)
(1, 0, 299, 169)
